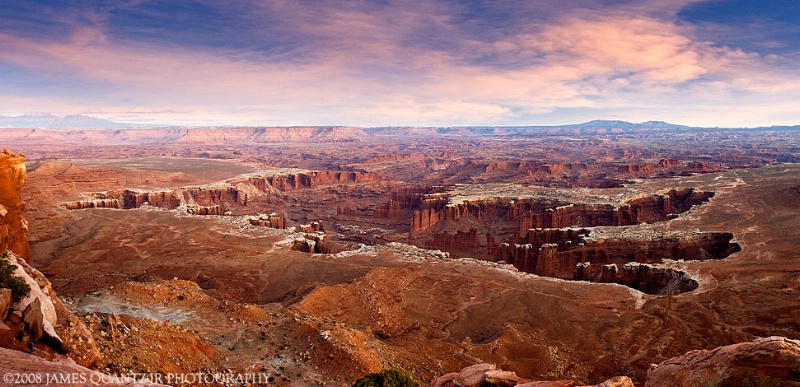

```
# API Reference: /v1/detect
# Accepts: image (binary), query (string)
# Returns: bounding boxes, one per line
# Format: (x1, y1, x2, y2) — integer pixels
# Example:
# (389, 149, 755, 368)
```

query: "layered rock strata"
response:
(409, 185, 738, 294)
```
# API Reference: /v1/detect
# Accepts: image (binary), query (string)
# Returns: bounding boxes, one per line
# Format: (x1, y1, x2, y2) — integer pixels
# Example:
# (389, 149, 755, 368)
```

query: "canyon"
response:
(1, 124, 800, 386)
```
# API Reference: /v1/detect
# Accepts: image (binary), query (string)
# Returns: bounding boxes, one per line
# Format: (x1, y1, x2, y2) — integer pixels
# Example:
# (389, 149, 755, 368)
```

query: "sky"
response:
(0, 0, 798, 127)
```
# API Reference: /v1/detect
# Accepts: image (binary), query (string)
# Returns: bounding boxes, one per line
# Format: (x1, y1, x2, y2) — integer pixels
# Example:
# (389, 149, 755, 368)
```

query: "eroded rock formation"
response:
(0, 149, 30, 260)
(430, 363, 634, 387)
(249, 213, 287, 228)
(63, 198, 120, 210)
(237, 170, 383, 192)
(291, 232, 329, 254)
(0, 150, 101, 367)
(409, 186, 737, 294)
(645, 336, 800, 387)
(411, 188, 714, 235)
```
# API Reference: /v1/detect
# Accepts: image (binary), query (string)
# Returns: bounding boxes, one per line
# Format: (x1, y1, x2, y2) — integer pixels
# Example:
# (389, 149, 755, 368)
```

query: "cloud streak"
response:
(0, 0, 798, 126)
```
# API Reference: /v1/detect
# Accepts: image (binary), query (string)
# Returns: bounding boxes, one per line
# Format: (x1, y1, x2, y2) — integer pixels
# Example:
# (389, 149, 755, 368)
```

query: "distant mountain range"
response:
(560, 120, 691, 130)
(0, 114, 133, 129)
(0, 114, 797, 132)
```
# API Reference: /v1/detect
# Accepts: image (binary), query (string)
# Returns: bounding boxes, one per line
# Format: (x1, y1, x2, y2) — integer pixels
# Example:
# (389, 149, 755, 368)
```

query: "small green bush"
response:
(0, 258, 31, 302)
(352, 369, 419, 387)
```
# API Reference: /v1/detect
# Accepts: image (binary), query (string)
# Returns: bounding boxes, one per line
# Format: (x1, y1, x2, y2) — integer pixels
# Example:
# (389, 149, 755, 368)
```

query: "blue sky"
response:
(0, 0, 798, 127)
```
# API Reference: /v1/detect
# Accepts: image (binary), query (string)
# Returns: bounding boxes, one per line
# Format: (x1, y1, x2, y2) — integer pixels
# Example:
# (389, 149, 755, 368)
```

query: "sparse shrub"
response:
(351, 369, 419, 387)
(0, 258, 31, 302)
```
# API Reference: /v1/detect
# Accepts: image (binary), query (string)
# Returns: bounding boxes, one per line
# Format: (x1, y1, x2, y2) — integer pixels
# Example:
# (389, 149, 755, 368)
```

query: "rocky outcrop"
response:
(375, 199, 403, 219)
(121, 186, 244, 209)
(2, 251, 101, 366)
(0, 149, 30, 260)
(364, 153, 425, 163)
(617, 164, 654, 173)
(575, 262, 698, 295)
(186, 205, 222, 216)
(63, 198, 120, 210)
(499, 228, 738, 293)
(410, 189, 714, 235)
(430, 363, 634, 387)
(532, 163, 590, 176)
(376, 186, 437, 219)
(296, 222, 324, 233)
(291, 232, 329, 254)
(66, 186, 246, 213)
(685, 161, 722, 172)
(657, 159, 681, 167)
(645, 336, 800, 387)
(121, 189, 183, 209)
(1, 150, 101, 367)
(409, 186, 734, 294)
(337, 206, 358, 216)
(249, 213, 287, 229)
(239, 170, 383, 192)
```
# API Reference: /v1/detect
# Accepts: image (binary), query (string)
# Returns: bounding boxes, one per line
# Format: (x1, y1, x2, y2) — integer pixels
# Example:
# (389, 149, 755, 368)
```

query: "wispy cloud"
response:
(0, 0, 797, 126)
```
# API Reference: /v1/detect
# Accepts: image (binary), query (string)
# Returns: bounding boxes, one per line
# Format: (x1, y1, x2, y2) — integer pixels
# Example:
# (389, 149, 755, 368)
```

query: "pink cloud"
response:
(0, 0, 798, 127)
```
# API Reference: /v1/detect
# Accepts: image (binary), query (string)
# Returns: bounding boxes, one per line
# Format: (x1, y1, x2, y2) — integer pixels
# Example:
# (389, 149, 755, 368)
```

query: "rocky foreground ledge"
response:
(431, 336, 800, 387)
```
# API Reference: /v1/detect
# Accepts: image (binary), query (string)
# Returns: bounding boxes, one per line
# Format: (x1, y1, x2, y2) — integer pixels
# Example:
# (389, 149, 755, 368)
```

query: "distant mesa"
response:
(0, 114, 134, 129)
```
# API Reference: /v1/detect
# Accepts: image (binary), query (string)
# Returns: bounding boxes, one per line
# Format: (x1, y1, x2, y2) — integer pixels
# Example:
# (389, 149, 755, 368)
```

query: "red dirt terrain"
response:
(2, 125, 800, 386)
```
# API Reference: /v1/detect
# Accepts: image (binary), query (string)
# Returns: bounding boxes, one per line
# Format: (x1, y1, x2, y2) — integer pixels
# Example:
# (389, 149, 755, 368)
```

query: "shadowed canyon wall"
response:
(409, 188, 740, 294)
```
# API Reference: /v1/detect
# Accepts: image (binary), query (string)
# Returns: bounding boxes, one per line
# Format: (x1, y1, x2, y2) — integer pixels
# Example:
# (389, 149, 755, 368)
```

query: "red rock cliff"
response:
(241, 171, 383, 192)
(0, 149, 30, 260)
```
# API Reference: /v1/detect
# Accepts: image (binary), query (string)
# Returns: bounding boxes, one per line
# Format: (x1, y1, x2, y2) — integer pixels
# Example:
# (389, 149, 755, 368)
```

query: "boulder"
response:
(645, 336, 800, 387)
(485, 369, 520, 386)
(7, 254, 61, 344)
(23, 297, 44, 341)
(429, 372, 458, 387)
(454, 363, 495, 387)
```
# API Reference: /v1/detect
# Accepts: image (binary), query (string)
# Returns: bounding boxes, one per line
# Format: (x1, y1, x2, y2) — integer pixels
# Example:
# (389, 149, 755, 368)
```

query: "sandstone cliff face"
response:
(63, 198, 120, 210)
(410, 189, 714, 236)
(64, 170, 384, 219)
(645, 336, 800, 387)
(240, 170, 382, 192)
(618, 164, 654, 173)
(430, 362, 635, 387)
(0, 150, 101, 366)
(433, 336, 800, 386)
(686, 161, 722, 172)
(121, 187, 243, 209)
(0, 149, 30, 260)
(499, 229, 738, 294)
(375, 199, 403, 219)
(658, 159, 681, 167)
(66, 186, 246, 213)
(249, 213, 287, 228)
(575, 262, 699, 295)
(409, 188, 734, 294)
(482, 162, 592, 178)
(291, 232, 330, 254)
